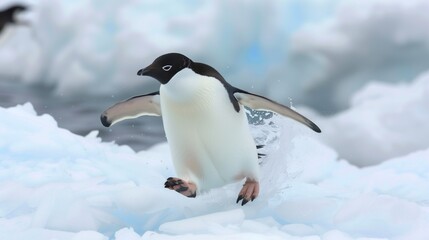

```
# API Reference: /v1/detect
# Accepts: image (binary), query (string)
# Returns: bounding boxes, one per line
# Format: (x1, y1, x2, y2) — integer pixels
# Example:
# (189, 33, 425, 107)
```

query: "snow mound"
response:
(289, 0, 429, 112)
(1, 103, 429, 239)
(316, 71, 429, 166)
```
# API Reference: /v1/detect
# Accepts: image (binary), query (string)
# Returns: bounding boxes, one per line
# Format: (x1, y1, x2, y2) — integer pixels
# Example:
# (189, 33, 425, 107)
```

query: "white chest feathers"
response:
(159, 69, 259, 191)
(160, 69, 218, 103)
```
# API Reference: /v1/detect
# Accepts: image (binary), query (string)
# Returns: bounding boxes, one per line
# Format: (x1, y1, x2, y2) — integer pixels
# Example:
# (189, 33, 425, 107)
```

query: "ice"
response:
(159, 209, 244, 234)
(1, 101, 429, 239)
(114, 228, 141, 240)
(6, 0, 429, 113)
(334, 194, 424, 237)
(314, 71, 429, 166)
(71, 231, 107, 240)
(1, 0, 428, 239)
(288, 0, 429, 112)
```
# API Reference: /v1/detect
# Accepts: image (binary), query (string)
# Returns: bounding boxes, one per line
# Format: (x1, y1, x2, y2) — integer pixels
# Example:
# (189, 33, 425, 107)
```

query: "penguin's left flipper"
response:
(233, 90, 321, 133)
(100, 91, 161, 127)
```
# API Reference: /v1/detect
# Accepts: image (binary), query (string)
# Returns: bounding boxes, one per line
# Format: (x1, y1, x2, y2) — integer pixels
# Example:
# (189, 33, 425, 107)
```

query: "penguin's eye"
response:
(162, 65, 172, 71)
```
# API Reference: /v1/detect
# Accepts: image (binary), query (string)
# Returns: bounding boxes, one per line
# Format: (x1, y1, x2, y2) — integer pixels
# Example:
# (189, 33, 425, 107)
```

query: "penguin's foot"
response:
(164, 177, 197, 198)
(236, 179, 259, 206)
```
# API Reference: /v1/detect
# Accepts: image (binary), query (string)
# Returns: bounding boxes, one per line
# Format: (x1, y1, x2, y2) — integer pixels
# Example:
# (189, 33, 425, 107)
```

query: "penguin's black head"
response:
(10, 4, 28, 13)
(137, 53, 192, 84)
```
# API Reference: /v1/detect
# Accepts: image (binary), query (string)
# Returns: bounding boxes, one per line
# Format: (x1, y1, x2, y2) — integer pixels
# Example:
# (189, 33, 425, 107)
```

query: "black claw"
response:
(165, 177, 179, 188)
(251, 196, 255, 202)
(164, 177, 196, 197)
(236, 195, 244, 204)
(176, 186, 189, 192)
(241, 198, 249, 206)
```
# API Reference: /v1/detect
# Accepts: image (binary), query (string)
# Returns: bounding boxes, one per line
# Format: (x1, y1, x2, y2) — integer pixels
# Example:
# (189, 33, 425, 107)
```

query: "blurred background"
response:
(1, 0, 428, 166)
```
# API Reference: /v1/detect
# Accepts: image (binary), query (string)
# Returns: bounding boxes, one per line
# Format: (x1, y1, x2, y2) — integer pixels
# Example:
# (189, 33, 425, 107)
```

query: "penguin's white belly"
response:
(160, 70, 259, 191)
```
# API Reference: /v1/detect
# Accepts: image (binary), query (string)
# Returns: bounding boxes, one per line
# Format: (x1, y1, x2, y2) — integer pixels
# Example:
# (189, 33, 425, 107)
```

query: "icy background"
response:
(1, 77, 429, 239)
(1, 0, 429, 239)
(2, 0, 429, 113)
(2, 0, 429, 162)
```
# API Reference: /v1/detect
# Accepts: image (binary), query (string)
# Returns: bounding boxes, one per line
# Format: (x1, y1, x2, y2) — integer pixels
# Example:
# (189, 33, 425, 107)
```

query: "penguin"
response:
(100, 53, 321, 205)
(0, 4, 28, 35)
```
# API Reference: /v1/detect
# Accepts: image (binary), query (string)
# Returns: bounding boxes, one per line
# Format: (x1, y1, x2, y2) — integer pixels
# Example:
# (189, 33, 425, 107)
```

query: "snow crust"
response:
(1, 102, 428, 240)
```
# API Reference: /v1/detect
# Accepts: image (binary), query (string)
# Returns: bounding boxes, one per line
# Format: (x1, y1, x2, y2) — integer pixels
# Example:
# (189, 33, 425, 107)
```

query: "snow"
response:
(1, 0, 429, 239)
(3, 0, 429, 113)
(158, 209, 245, 235)
(314, 71, 429, 166)
(1, 100, 429, 240)
(2, 0, 337, 98)
(287, 0, 429, 112)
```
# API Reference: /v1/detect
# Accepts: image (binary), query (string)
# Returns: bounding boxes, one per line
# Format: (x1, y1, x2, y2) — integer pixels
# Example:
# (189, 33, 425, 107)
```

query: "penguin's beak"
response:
(137, 65, 152, 76)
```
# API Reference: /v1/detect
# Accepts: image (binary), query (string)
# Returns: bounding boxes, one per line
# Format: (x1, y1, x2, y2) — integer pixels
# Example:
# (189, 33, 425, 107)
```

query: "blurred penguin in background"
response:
(0, 4, 29, 43)
(0, 4, 28, 34)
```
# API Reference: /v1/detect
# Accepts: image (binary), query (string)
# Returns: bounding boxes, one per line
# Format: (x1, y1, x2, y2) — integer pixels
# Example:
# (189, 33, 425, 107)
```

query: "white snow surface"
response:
(1, 1, 428, 238)
(1, 102, 429, 240)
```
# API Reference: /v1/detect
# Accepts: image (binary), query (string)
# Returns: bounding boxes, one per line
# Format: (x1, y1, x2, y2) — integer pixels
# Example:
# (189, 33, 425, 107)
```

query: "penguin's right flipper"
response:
(100, 92, 161, 127)
(233, 90, 321, 133)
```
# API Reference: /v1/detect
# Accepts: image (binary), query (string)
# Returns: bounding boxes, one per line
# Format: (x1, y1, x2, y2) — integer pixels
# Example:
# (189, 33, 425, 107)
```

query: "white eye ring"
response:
(162, 65, 172, 71)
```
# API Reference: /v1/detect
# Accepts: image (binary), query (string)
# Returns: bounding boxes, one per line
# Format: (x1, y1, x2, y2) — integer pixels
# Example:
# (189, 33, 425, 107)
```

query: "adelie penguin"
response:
(101, 53, 321, 206)
(0, 4, 28, 35)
